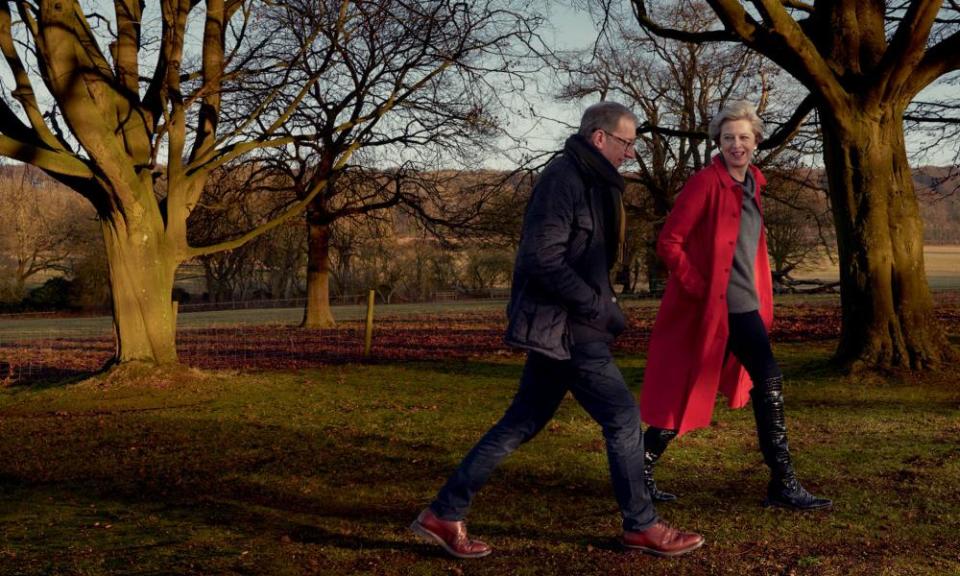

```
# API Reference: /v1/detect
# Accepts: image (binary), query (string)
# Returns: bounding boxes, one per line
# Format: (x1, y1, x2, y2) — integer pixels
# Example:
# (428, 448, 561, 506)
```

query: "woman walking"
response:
(640, 101, 831, 510)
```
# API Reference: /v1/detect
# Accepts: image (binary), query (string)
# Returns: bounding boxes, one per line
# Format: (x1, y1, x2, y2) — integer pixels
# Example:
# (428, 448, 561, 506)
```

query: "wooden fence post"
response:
(364, 290, 375, 358)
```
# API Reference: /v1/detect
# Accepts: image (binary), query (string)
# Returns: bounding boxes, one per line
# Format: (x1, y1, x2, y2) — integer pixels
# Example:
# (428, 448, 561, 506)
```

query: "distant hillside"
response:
(760, 165, 960, 245)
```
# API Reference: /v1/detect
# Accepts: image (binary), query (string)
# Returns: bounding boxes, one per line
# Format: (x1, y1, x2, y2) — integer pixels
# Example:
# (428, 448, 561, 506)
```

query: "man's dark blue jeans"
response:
(430, 341, 659, 532)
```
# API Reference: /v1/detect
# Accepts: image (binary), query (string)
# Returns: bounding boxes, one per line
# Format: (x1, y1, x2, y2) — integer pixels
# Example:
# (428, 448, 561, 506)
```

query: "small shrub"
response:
(24, 277, 74, 310)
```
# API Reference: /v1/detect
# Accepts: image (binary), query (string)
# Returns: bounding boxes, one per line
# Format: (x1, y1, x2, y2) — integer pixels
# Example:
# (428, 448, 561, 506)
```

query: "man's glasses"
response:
(602, 129, 636, 150)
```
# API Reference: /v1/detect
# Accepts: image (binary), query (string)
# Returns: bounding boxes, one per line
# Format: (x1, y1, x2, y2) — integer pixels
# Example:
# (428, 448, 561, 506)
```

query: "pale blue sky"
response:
(485, 3, 605, 167)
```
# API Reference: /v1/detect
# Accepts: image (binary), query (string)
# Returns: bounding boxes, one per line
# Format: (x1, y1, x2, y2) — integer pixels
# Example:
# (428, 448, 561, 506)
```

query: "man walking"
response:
(411, 102, 704, 559)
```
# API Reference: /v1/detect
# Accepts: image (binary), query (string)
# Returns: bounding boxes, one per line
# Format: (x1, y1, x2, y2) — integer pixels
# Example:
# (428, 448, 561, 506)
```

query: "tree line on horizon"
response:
(4, 160, 960, 314)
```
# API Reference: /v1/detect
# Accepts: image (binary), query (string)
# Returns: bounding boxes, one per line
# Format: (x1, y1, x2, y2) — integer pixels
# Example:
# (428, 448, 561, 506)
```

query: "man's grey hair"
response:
(578, 101, 638, 138)
(708, 100, 764, 144)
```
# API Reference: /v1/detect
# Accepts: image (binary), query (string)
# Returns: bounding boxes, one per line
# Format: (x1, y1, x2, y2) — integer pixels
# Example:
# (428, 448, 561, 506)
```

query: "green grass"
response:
(1, 344, 958, 575)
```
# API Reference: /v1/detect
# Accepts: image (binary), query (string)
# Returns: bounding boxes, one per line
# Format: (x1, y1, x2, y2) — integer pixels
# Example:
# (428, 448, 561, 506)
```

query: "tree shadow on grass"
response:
(0, 412, 625, 550)
(1, 364, 109, 391)
(5, 409, 955, 576)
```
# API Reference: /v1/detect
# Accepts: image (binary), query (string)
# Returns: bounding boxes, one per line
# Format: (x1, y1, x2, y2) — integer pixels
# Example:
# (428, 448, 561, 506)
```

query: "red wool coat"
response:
(641, 155, 773, 436)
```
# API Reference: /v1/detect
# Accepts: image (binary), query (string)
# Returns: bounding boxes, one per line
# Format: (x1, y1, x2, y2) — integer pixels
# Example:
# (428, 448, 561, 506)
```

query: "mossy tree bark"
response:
(822, 107, 951, 369)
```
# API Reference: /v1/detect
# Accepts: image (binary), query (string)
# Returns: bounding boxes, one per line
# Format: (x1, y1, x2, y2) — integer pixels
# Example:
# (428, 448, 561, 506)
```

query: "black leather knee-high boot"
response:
(751, 376, 831, 510)
(643, 426, 678, 502)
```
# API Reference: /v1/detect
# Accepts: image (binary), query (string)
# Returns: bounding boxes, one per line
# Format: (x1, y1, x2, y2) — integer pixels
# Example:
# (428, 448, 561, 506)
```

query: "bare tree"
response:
(762, 168, 836, 291)
(186, 163, 305, 302)
(629, 0, 960, 370)
(256, 0, 546, 327)
(0, 165, 92, 300)
(463, 244, 513, 292)
(188, 167, 264, 302)
(255, 218, 306, 300)
(0, 0, 386, 364)
(0, 0, 542, 363)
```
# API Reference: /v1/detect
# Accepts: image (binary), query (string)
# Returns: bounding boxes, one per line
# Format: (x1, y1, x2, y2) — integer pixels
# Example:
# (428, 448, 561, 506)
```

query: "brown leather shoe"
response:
(410, 508, 492, 559)
(622, 521, 704, 557)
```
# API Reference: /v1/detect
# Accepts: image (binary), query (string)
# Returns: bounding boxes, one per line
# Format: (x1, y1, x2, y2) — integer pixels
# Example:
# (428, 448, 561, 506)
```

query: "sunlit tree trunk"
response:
(101, 219, 178, 364)
(822, 108, 953, 369)
(302, 210, 335, 328)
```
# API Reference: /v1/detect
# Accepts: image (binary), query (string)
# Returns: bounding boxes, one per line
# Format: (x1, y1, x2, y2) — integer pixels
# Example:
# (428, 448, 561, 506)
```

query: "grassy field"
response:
(0, 340, 958, 575)
(0, 299, 515, 339)
(793, 245, 960, 290)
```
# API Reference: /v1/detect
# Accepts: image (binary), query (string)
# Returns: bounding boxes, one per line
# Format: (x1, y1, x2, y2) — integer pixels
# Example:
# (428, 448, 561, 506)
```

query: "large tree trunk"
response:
(102, 219, 179, 365)
(822, 110, 954, 370)
(302, 212, 335, 328)
(645, 192, 672, 295)
(14, 268, 26, 298)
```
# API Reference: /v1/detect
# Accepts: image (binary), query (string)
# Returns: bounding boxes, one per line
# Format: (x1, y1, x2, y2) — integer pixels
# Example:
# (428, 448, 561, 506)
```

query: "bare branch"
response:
(188, 0, 225, 163)
(700, 0, 847, 109)
(144, 0, 190, 135)
(0, 135, 93, 177)
(876, 0, 942, 102)
(0, 0, 63, 151)
(909, 29, 960, 96)
(903, 114, 960, 123)
(780, 0, 813, 13)
(631, 0, 736, 43)
(761, 93, 815, 150)
(187, 141, 361, 258)
(113, 0, 142, 94)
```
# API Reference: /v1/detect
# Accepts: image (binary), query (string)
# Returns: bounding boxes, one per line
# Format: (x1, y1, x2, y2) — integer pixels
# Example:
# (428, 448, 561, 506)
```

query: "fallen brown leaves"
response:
(1, 297, 958, 386)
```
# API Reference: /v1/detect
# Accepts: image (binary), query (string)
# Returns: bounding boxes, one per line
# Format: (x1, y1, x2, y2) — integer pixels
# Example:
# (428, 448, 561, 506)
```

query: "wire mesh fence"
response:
(3, 291, 959, 387)
(0, 329, 113, 384)
(0, 299, 515, 386)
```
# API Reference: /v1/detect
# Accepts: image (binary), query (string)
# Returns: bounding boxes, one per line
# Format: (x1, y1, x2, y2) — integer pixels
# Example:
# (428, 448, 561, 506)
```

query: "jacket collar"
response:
(564, 134, 626, 193)
(710, 154, 766, 191)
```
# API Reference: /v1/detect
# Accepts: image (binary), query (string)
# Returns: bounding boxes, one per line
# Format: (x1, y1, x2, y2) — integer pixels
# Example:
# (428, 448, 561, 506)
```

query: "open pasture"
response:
(792, 245, 960, 291)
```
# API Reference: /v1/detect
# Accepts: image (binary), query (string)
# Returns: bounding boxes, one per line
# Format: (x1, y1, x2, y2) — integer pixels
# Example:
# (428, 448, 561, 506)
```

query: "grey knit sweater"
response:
(726, 171, 761, 313)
